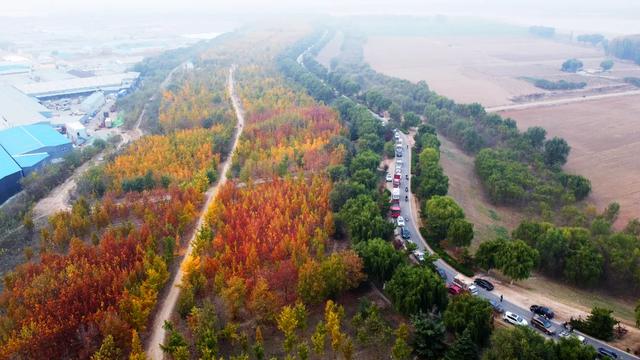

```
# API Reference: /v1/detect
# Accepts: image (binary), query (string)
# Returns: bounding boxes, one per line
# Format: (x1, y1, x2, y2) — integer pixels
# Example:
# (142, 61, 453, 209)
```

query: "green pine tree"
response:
(444, 328, 478, 360)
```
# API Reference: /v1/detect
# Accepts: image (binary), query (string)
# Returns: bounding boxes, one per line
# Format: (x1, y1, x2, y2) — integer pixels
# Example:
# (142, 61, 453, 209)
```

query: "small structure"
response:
(80, 91, 105, 116)
(66, 121, 88, 145)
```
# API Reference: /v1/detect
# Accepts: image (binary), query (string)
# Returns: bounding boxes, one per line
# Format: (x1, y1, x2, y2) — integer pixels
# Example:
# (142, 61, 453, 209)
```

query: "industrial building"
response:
(15, 72, 140, 99)
(0, 124, 73, 204)
(80, 91, 106, 115)
(0, 146, 22, 204)
(0, 83, 53, 129)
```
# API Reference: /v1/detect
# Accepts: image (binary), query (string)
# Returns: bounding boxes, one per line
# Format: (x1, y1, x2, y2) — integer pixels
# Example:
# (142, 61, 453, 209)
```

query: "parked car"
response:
(531, 315, 555, 335)
(401, 227, 411, 239)
(396, 216, 405, 227)
(448, 284, 463, 295)
(489, 300, 504, 313)
(474, 278, 494, 291)
(386, 173, 393, 182)
(530, 305, 555, 319)
(436, 268, 447, 280)
(413, 250, 425, 262)
(558, 330, 586, 343)
(597, 347, 619, 359)
(503, 311, 528, 327)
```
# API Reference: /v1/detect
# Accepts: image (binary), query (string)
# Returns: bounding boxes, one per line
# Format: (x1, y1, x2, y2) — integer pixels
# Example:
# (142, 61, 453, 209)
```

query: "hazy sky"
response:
(3, 0, 639, 33)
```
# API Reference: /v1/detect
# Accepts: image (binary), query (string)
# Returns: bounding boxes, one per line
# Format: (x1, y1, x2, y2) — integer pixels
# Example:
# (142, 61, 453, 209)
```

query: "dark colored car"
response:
(436, 268, 447, 280)
(531, 315, 555, 335)
(474, 278, 494, 291)
(530, 305, 555, 319)
(401, 228, 411, 239)
(597, 347, 618, 359)
(489, 300, 504, 313)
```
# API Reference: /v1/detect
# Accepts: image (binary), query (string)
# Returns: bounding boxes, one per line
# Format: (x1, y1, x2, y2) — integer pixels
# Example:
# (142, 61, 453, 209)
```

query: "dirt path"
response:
(145, 65, 244, 360)
(486, 89, 640, 112)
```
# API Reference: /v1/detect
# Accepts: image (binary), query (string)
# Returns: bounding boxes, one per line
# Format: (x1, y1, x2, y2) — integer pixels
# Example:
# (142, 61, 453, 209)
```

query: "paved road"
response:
(145, 65, 245, 359)
(394, 129, 638, 360)
(302, 32, 638, 359)
(486, 89, 640, 112)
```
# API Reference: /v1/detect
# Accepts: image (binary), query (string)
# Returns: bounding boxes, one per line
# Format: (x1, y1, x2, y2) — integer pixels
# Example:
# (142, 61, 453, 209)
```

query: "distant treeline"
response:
(607, 34, 640, 64)
(525, 78, 587, 90)
(529, 26, 555, 38)
(577, 33, 606, 46)
(625, 77, 640, 87)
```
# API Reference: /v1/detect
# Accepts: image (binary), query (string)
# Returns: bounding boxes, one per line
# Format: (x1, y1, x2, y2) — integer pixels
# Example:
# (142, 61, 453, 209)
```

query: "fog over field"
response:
(3, 0, 640, 33)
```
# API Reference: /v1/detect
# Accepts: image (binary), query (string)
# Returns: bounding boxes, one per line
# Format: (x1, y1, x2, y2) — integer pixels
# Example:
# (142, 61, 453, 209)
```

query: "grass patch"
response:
(488, 209, 500, 221)
(490, 225, 509, 239)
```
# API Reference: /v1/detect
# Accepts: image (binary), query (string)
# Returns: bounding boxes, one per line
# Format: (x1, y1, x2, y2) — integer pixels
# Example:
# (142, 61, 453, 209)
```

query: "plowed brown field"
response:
(502, 95, 640, 228)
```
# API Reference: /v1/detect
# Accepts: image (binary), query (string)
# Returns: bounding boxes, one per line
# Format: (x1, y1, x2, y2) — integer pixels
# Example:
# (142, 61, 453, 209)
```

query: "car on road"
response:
(413, 250, 425, 262)
(489, 300, 504, 313)
(530, 305, 555, 319)
(396, 216, 405, 227)
(503, 311, 528, 327)
(448, 283, 463, 295)
(474, 278, 494, 291)
(386, 173, 393, 182)
(401, 227, 411, 239)
(558, 330, 586, 343)
(597, 347, 619, 359)
(436, 268, 447, 280)
(531, 315, 555, 335)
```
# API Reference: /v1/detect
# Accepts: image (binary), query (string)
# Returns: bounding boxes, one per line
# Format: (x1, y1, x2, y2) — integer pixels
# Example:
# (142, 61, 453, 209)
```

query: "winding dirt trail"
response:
(145, 65, 244, 359)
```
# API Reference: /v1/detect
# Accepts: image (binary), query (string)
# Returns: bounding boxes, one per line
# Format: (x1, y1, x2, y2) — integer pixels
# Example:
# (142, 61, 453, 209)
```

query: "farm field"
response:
(316, 30, 343, 67)
(363, 35, 640, 107)
(502, 95, 640, 228)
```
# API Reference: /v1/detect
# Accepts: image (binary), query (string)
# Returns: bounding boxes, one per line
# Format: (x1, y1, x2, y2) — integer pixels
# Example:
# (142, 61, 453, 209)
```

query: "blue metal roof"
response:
(12, 152, 49, 168)
(0, 145, 21, 179)
(0, 124, 70, 156)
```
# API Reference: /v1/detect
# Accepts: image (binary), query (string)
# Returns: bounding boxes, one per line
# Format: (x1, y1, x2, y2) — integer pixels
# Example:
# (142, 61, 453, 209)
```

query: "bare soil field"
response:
(317, 30, 343, 68)
(438, 135, 523, 248)
(363, 35, 640, 107)
(502, 95, 640, 228)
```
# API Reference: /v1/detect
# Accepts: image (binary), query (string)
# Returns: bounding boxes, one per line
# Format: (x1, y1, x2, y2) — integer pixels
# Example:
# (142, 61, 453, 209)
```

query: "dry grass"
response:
(438, 135, 523, 248)
(317, 30, 343, 68)
(363, 35, 640, 107)
(502, 95, 640, 228)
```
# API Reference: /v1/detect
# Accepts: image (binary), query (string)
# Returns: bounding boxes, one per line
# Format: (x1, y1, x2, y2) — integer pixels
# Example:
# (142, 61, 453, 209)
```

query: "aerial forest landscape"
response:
(0, 1, 639, 359)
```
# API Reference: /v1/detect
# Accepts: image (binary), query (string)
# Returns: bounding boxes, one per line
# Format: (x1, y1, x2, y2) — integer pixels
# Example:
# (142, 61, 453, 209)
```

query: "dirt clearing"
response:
(502, 95, 640, 228)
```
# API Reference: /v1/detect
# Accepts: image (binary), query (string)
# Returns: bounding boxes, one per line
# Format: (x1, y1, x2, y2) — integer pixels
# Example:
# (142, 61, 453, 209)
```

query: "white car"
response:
(396, 216, 405, 227)
(559, 330, 586, 344)
(395, 167, 402, 174)
(386, 173, 393, 182)
(503, 311, 528, 327)
(468, 284, 479, 296)
(413, 250, 425, 262)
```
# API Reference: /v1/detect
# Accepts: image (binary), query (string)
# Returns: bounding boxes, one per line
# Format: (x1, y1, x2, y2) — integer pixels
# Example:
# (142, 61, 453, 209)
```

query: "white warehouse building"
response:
(15, 72, 140, 99)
